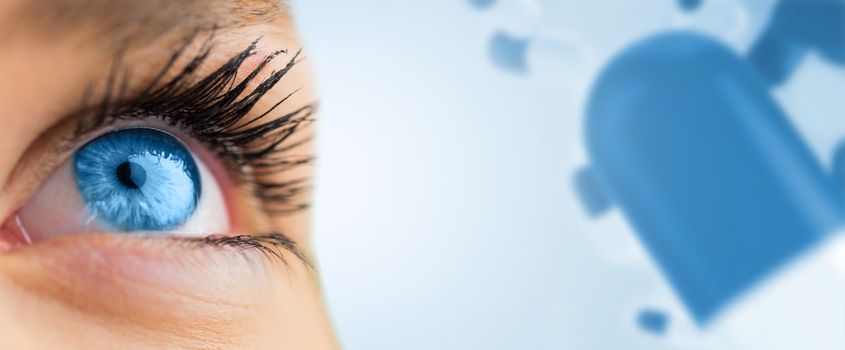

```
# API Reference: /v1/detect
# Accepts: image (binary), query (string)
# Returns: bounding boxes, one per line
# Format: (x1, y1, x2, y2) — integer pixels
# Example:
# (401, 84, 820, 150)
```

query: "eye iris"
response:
(73, 128, 201, 232)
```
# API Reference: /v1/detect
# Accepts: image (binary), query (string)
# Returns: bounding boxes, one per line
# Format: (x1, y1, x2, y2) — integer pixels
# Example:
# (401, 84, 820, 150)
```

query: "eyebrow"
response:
(7, 0, 288, 47)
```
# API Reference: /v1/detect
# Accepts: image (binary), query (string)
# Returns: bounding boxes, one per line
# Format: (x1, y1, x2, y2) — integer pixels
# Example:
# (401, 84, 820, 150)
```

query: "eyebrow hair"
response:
(8, 0, 289, 47)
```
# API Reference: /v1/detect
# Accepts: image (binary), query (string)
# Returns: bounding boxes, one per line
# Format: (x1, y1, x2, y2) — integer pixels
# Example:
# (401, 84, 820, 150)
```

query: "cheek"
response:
(0, 260, 327, 350)
(0, 237, 270, 347)
(0, 285, 256, 349)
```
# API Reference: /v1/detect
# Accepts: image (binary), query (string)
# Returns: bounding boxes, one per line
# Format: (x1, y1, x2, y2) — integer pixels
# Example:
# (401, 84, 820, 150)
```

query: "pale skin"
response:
(0, 1, 338, 349)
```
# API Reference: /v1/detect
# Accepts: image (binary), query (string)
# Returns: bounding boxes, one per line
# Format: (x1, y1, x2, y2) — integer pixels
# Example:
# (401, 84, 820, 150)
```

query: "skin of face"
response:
(0, 1, 338, 349)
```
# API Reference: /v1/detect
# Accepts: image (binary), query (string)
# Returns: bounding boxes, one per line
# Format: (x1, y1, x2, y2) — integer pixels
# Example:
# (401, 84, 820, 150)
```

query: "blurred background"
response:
(292, 0, 845, 349)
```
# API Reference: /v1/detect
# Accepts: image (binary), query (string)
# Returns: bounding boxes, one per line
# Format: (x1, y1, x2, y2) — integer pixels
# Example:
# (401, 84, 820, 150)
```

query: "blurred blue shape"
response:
(578, 32, 843, 324)
(468, 0, 496, 10)
(677, 0, 703, 12)
(574, 167, 612, 217)
(832, 141, 845, 190)
(488, 31, 529, 73)
(749, 0, 845, 86)
(637, 308, 670, 335)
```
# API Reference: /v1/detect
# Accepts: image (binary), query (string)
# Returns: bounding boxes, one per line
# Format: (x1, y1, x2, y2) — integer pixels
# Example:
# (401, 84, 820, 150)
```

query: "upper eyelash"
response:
(73, 29, 315, 216)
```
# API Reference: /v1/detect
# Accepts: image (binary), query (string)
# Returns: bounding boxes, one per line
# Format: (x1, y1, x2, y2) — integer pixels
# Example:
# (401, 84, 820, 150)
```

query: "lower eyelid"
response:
(0, 235, 308, 346)
(0, 233, 274, 322)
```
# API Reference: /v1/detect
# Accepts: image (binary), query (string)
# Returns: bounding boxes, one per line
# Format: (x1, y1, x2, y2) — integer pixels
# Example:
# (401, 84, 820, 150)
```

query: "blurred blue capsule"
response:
(637, 308, 669, 335)
(488, 31, 529, 73)
(677, 0, 703, 12)
(576, 32, 843, 324)
(749, 0, 845, 86)
(574, 167, 611, 216)
(468, 0, 496, 10)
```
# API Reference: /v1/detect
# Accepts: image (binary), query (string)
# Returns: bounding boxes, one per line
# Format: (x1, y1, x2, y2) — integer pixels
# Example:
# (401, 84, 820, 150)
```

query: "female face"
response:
(0, 1, 337, 349)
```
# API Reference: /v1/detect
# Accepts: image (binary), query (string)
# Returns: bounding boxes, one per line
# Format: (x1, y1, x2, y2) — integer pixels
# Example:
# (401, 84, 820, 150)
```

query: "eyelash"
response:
(74, 30, 314, 216)
(65, 30, 313, 263)
(185, 234, 313, 268)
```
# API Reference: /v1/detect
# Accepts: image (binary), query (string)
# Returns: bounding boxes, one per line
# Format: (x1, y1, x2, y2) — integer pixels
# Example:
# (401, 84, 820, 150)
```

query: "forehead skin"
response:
(5, 0, 288, 40)
(0, 1, 333, 349)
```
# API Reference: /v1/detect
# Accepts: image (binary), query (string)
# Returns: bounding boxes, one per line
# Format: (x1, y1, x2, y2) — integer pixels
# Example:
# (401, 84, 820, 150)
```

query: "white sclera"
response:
(173, 156, 229, 235)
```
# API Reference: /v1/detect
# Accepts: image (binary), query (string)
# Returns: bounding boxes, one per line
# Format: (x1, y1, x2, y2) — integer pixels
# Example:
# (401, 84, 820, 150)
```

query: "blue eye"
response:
(73, 128, 202, 232)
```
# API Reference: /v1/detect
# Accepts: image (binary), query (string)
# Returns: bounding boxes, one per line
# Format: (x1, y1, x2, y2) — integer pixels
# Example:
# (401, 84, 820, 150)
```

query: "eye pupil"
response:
(116, 161, 146, 189)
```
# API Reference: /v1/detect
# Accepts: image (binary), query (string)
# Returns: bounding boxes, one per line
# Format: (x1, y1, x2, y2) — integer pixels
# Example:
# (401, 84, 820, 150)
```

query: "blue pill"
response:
(637, 309, 669, 335)
(468, 0, 496, 10)
(749, 0, 845, 86)
(677, 0, 703, 12)
(578, 32, 843, 324)
(488, 31, 529, 73)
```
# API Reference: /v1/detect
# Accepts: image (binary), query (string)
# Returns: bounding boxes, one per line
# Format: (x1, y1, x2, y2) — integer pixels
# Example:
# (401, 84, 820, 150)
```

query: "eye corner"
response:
(0, 213, 32, 252)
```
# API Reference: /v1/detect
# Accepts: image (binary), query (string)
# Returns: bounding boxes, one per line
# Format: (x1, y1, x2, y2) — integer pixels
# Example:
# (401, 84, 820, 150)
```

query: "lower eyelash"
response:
(73, 29, 314, 216)
(185, 233, 314, 268)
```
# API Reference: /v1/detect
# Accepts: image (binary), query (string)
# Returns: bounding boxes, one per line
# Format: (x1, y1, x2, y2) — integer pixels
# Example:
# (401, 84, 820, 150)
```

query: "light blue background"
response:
(292, 1, 845, 349)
